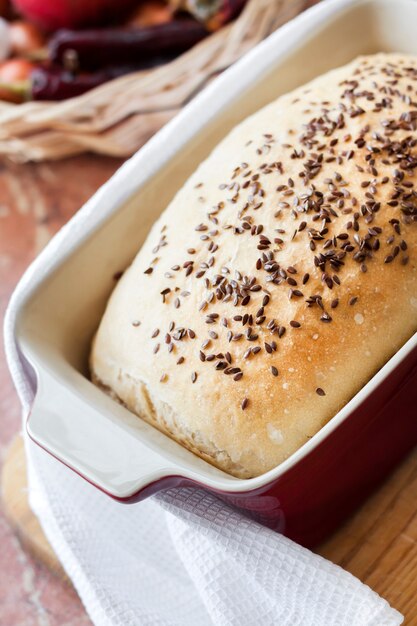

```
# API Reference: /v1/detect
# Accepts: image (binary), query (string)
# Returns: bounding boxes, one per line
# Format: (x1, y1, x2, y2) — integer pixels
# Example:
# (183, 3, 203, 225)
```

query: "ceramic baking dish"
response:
(15, 0, 417, 547)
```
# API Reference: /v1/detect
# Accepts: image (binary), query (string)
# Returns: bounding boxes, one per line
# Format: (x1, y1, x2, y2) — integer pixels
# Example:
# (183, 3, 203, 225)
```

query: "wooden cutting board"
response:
(2, 433, 417, 621)
(2, 436, 69, 583)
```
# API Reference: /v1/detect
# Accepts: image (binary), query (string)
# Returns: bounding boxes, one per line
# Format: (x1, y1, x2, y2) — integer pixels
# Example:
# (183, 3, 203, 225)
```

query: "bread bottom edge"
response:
(91, 371, 255, 479)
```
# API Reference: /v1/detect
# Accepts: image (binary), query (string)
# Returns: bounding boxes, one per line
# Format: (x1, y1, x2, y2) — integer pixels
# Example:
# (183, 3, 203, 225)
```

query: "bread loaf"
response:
(91, 54, 417, 478)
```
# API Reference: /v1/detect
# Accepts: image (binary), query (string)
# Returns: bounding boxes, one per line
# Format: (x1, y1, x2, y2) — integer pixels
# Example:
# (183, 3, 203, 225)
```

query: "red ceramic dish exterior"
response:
(28, 339, 417, 548)
(87, 340, 417, 548)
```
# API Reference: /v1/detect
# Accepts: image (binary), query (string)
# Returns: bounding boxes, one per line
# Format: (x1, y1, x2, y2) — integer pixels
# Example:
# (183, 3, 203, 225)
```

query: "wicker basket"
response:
(0, 0, 308, 162)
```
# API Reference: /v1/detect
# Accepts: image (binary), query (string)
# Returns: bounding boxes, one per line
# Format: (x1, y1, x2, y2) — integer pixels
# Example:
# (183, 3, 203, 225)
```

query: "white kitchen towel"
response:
(2, 0, 405, 621)
(23, 442, 403, 626)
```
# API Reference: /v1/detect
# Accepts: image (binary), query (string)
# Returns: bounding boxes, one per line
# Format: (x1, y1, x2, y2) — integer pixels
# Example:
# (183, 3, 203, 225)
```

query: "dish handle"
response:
(26, 365, 181, 499)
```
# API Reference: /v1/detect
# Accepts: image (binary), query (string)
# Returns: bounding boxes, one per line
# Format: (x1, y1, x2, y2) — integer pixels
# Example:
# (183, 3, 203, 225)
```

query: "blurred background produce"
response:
(0, 0, 246, 102)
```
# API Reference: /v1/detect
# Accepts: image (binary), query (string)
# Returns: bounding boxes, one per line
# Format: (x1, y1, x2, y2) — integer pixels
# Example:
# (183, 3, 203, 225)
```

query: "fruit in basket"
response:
(49, 20, 208, 71)
(128, 0, 173, 27)
(9, 20, 45, 55)
(11, 0, 139, 31)
(0, 84, 24, 102)
(0, 57, 34, 81)
(30, 62, 173, 100)
(0, 58, 35, 102)
(169, 0, 246, 29)
(31, 65, 120, 100)
(0, 0, 245, 104)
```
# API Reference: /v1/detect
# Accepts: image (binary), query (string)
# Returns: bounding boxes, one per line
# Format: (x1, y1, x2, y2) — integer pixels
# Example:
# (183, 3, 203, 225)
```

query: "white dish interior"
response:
(17, 0, 417, 497)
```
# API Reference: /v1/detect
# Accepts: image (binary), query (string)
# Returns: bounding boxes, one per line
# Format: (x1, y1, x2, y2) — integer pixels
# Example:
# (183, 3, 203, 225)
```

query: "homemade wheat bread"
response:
(91, 54, 417, 478)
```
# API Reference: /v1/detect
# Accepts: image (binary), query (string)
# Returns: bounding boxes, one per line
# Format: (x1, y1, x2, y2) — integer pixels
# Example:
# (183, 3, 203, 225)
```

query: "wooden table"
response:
(1, 154, 417, 625)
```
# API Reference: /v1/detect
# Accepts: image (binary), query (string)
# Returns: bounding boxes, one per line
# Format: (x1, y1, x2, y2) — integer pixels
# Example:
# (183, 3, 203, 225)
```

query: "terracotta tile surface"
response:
(0, 156, 122, 626)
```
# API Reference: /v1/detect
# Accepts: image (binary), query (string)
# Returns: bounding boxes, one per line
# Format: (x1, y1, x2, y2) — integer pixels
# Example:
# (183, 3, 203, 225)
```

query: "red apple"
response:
(0, 58, 34, 102)
(12, 0, 140, 31)
(0, 58, 35, 81)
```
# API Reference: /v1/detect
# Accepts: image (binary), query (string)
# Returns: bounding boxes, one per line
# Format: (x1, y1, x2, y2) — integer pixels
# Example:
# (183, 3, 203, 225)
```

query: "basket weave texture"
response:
(0, 0, 307, 162)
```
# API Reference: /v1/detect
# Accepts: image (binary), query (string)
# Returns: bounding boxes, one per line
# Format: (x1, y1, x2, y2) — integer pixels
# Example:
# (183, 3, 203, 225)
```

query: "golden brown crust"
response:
(91, 53, 417, 478)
